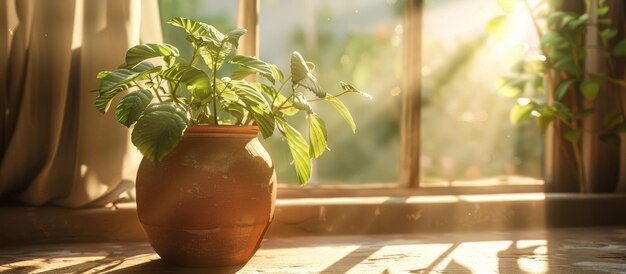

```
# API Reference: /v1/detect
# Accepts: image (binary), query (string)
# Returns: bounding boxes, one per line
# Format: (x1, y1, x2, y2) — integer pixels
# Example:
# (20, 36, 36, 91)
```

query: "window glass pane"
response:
(260, 0, 403, 185)
(421, 0, 543, 186)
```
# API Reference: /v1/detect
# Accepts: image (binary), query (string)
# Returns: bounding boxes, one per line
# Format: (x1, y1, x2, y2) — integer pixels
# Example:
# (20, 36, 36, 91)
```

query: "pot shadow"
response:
(108, 259, 246, 274)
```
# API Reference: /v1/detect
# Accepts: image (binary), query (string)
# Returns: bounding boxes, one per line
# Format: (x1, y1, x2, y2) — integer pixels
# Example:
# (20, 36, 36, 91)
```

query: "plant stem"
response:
(211, 42, 226, 125)
(272, 76, 293, 106)
(172, 48, 200, 103)
(273, 92, 295, 112)
(571, 140, 587, 193)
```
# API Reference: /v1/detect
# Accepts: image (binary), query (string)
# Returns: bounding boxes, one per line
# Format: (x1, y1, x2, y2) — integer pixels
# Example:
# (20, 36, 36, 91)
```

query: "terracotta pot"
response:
(136, 125, 276, 267)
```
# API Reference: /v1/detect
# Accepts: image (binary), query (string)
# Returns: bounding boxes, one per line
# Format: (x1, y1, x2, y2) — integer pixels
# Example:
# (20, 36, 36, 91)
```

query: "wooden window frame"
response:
(238, 0, 544, 197)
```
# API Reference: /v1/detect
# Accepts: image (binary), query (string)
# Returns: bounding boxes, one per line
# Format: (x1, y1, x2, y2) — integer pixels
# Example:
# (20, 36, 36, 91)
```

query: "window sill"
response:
(3, 193, 626, 246)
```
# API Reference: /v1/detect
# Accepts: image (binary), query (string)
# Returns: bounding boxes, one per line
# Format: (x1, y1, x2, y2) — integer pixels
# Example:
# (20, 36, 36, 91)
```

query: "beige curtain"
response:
(0, 0, 161, 208)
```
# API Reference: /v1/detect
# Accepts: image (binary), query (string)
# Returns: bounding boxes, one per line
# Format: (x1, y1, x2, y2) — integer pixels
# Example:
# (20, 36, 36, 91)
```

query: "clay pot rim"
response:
(184, 125, 259, 139)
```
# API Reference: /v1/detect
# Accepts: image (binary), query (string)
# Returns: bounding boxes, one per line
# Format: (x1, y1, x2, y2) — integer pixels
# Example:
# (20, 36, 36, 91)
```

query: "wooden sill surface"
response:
(3, 193, 626, 245)
(2, 226, 626, 273)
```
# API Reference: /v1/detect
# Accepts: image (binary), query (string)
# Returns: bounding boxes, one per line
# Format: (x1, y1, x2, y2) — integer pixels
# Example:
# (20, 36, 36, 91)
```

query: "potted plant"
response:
(95, 17, 370, 267)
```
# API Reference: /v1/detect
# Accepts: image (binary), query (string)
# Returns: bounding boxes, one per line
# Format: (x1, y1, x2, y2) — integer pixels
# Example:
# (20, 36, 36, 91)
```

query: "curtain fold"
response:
(0, 0, 161, 208)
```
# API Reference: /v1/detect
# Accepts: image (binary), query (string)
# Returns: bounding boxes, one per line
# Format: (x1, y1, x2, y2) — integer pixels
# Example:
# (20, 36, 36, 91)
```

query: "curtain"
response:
(0, 0, 162, 208)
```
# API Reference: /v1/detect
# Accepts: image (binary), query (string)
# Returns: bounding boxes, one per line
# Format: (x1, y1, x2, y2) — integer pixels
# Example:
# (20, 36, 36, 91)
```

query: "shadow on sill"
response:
(3, 193, 626, 246)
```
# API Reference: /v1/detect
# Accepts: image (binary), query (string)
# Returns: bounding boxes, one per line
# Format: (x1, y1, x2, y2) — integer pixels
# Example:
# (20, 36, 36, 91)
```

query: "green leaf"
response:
(308, 113, 328, 158)
(226, 28, 247, 48)
(230, 55, 276, 84)
(547, 11, 566, 27)
(597, 6, 609, 16)
(97, 71, 111, 79)
(510, 103, 533, 125)
(273, 93, 298, 116)
(125, 43, 179, 67)
(293, 92, 313, 113)
(96, 63, 160, 113)
(580, 81, 599, 100)
(269, 64, 285, 83)
(534, 111, 555, 133)
(250, 111, 275, 139)
(276, 118, 311, 185)
(216, 78, 239, 102)
(228, 80, 274, 138)
(497, 0, 521, 13)
(290, 51, 309, 83)
(613, 39, 626, 56)
(326, 95, 356, 133)
(181, 68, 212, 101)
(553, 57, 581, 75)
(567, 13, 588, 30)
(131, 102, 189, 164)
(291, 51, 325, 98)
(229, 80, 271, 112)
(599, 133, 620, 148)
(199, 42, 231, 71)
(486, 15, 513, 40)
(340, 81, 373, 100)
(496, 77, 525, 98)
(555, 79, 576, 100)
(564, 129, 581, 142)
(574, 108, 594, 119)
(601, 28, 617, 40)
(168, 17, 224, 47)
(542, 31, 569, 48)
(115, 89, 154, 127)
(603, 112, 624, 128)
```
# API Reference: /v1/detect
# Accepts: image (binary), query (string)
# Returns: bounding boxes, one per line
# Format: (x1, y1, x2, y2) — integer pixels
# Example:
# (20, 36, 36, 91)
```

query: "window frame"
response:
(238, 0, 545, 195)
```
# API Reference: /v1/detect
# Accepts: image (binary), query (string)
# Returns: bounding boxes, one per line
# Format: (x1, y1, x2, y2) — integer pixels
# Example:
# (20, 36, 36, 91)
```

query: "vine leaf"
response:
(131, 102, 189, 164)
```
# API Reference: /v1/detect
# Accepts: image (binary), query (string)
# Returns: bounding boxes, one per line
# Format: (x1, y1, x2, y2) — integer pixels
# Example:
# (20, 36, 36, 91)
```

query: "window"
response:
(157, 0, 544, 191)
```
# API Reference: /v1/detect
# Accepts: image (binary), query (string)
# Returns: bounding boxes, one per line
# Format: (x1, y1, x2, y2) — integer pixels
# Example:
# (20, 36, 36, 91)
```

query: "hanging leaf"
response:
(226, 28, 247, 48)
(510, 103, 533, 125)
(613, 39, 626, 56)
(269, 64, 285, 83)
(486, 15, 513, 40)
(340, 81, 373, 100)
(115, 89, 154, 127)
(497, 0, 521, 13)
(293, 92, 313, 113)
(325, 95, 356, 133)
(580, 81, 599, 101)
(564, 129, 581, 142)
(308, 113, 328, 158)
(555, 79, 576, 100)
(131, 102, 189, 164)
(290, 51, 325, 98)
(125, 43, 179, 67)
(599, 133, 620, 148)
(276, 118, 311, 185)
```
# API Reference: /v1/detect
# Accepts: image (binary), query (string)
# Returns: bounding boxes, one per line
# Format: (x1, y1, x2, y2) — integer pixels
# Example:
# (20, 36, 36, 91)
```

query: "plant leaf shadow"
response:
(108, 259, 246, 274)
